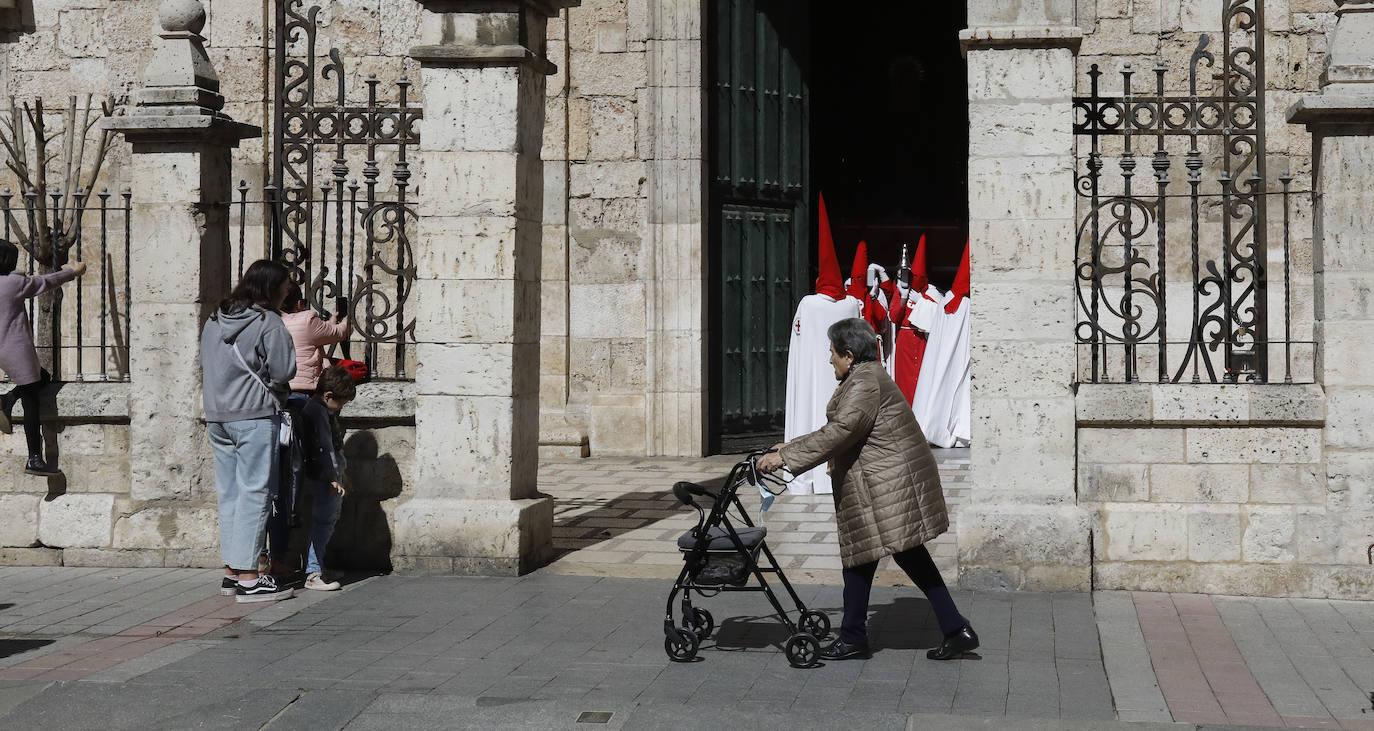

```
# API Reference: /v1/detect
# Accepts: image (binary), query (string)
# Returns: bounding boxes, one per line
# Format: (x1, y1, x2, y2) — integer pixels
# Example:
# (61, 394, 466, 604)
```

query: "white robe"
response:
(783, 293, 862, 495)
(911, 290, 971, 448)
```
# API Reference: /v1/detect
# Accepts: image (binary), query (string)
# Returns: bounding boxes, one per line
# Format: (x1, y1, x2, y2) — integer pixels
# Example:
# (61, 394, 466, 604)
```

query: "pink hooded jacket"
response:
(282, 309, 349, 392)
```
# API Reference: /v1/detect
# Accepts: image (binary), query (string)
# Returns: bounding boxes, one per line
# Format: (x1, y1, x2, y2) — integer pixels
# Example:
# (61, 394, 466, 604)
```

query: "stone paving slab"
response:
(538, 449, 970, 586)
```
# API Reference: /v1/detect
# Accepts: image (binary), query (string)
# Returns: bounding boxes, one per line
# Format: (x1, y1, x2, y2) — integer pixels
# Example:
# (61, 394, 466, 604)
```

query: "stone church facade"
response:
(0, 0, 1369, 600)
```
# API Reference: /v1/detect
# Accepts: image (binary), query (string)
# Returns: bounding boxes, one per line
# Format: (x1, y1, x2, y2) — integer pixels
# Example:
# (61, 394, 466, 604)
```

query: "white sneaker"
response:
(305, 572, 341, 591)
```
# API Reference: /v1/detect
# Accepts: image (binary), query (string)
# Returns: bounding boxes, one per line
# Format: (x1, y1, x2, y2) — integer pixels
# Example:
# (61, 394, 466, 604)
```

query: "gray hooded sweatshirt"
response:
(200, 305, 297, 423)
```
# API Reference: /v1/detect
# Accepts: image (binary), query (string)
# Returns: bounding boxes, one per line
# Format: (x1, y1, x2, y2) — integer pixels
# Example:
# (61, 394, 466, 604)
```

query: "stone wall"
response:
(1075, 384, 1371, 598)
(539, 0, 705, 458)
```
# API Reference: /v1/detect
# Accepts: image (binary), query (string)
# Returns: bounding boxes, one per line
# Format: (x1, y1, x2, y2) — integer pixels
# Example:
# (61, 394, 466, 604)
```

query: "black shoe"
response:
(927, 624, 979, 660)
(24, 456, 60, 477)
(819, 639, 871, 660)
(235, 574, 294, 604)
(220, 576, 237, 596)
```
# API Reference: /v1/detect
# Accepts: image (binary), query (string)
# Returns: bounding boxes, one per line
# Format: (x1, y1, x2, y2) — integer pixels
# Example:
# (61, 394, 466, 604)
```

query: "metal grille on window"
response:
(1072, 0, 1313, 384)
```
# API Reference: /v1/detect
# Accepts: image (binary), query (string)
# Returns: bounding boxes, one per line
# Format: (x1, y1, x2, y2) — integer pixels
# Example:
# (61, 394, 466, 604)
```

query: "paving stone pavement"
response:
(538, 448, 970, 585)
(0, 567, 1372, 728)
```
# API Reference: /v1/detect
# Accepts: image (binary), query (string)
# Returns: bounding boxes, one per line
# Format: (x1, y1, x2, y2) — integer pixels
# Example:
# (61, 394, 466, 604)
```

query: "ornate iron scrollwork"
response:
(270, 0, 421, 379)
(1071, 0, 1292, 384)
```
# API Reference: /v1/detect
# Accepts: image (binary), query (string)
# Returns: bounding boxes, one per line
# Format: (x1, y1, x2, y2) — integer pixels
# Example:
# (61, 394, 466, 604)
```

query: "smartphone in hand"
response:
(335, 296, 349, 321)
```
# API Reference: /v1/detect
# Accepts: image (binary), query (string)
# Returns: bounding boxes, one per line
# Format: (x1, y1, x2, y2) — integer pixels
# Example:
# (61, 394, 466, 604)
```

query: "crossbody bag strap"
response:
(230, 340, 275, 397)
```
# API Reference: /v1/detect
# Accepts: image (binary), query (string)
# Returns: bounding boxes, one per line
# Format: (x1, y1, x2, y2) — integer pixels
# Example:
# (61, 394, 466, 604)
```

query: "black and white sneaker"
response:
(235, 574, 293, 604)
(220, 576, 237, 596)
(24, 456, 60, 476)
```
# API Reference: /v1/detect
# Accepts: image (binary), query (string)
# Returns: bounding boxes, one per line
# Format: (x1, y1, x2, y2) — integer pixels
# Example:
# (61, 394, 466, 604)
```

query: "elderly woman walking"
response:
(759, 317, 978, 661)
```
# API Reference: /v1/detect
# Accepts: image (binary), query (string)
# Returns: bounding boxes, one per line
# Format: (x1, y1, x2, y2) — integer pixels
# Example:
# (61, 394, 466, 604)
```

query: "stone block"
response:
(968, 101, 1073, 158)
(112, 507, 218, 551)
(569, 282, 645, 338)
(343, 381, 417, 423)
(419, 66, 520, 153)
(417, 150, 518, 218)
(392, 496, 552, 575)
(1249, 463, 1325, 504)
(1079, 427, 1185, 463)
(38, 493, 114, 548)
(1187, 506, 1243, 562)
(1101, 503, 1188, 561)
(595, 21, 627, 52)
(587, 96, 637, 161)
(1151, 384, 1249, 423)
(1325, 449, 1374, 513)
(1318, 323, 1374, 387)
(1324, 388, 1374, 449)
(971, 281, 1074, 342)
(1242, 505, 1297, 563)
(967, 155, 1075, 220)
(57, 9, 106, 57)
(1295, 506, 1341, 564)
(587, 393, 647, 455)
(569, 227, 642, 283)
(1078, 463, 1149, 502)
(972, 397, 1075, 499)
(1249, 384, 1326, 424)
(0, 547, 62, 566)
(415, 342, 532, 398)
(1150, 463, 1249, 503)
(967, 46, 1074, 100)
(569, 49, 646, 96)
(1075, 384, 1152, 424)
(967, 218, 1075, 278)
(0, 494, 39, 547)
(645, 39, 699, 88)
(62, 548, 167, 568)
(639, 87, 703, 161)
(411, 278, 537, 344)
(957, 503, 1091, 571)
(62, 457, 130, 495)
(1185, 427, 1323, 463)
(415, 215, 522, 280)
(1314, 271, 1374, 321)
(569, 160, 646, 198)
(413, 394, 536, 501)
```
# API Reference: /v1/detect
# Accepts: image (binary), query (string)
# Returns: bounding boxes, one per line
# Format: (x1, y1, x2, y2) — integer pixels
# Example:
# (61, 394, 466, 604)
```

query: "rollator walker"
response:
(663, 450, 831, 668)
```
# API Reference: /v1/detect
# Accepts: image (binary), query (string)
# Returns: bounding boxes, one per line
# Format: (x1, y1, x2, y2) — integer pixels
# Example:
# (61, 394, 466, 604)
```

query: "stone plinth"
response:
(958, 25, 1088, 591)
(399, 0, 578, 575)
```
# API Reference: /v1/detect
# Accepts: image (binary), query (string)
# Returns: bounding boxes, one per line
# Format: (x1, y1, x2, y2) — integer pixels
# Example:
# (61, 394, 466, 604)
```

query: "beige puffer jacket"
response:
(780, 359, 948, 568)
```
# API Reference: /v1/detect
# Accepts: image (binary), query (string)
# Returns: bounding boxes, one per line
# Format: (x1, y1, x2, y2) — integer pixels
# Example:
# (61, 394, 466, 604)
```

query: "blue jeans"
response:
(267, 478, 343, 575)
(208, 418, 279, 571)
(306, 479, 343, 574)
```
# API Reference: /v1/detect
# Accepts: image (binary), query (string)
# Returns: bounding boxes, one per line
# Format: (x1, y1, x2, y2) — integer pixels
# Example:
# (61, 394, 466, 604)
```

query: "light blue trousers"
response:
(208, 418, 279, 571)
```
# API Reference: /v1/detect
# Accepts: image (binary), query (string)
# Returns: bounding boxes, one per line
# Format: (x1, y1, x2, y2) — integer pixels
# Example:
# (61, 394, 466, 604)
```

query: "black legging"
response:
(840, 544, 966, 646)
(2, 372, 47, 458)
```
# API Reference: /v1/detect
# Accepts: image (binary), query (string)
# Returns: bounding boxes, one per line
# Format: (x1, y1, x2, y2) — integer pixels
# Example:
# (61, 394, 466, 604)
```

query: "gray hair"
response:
(827, 318, 880, 363)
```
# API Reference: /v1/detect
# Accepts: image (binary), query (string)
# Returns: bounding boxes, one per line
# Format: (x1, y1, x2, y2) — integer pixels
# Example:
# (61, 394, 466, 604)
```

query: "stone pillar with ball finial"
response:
(104, 0, 260, 543)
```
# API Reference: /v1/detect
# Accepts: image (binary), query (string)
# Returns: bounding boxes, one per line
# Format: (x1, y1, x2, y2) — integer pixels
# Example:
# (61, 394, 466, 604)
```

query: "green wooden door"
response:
(709, 0, 810, 451)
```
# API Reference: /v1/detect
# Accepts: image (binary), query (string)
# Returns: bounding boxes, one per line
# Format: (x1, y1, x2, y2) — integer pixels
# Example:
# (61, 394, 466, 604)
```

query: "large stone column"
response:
(957, 15, 1089, 590)
(1288, 1, 1374, 574)
(106, 0, 259, 507)
(398, 0, 577, 575)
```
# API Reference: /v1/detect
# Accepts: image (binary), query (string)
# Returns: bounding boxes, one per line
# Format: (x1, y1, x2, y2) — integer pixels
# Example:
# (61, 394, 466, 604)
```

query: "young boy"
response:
(294, 365, 355, 590)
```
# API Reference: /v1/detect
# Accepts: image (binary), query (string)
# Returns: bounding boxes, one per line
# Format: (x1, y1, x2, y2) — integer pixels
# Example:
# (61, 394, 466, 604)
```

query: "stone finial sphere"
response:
(158, 0, 207, 33)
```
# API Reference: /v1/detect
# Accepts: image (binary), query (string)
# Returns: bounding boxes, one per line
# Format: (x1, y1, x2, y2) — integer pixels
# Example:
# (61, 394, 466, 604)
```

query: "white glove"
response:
(866, 263, 888, 287)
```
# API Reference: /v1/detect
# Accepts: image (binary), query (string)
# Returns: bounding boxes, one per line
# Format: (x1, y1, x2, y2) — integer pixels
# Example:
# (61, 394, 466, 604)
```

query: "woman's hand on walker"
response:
(69, 261, 87, 278)
(332, 481, 346, 496)
(757, 449, 785, 474)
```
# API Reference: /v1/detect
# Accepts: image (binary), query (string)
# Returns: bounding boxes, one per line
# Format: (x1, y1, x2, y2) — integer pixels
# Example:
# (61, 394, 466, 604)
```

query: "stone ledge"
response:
(341, 380, 416, 426)
(10, 381, 130, 423)
(1287, 93, 1374, 127)
(1076, 383, 1325, 426)
(409, 44, 558, 75)
(959, 26, 1084, 55)
(1093, 560, 1374, 600)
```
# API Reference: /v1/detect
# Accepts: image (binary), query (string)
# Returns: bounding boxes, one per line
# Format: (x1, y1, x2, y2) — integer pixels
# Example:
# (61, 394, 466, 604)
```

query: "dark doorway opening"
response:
(708, 2, 968, 454)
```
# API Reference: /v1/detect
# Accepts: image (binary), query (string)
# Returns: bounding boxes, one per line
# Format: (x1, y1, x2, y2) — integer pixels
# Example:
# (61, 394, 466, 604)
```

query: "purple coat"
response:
(0, 269, 77, 385)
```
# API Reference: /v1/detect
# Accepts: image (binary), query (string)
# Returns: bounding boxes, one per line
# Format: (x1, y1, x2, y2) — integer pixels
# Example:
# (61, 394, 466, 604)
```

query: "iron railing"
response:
(0, 186, 132, 382)
(1071, 0, 1313, 384)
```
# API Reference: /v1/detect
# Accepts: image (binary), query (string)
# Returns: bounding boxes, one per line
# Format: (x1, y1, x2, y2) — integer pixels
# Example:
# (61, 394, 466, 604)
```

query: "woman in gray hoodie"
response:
(200, 260, 297, 603)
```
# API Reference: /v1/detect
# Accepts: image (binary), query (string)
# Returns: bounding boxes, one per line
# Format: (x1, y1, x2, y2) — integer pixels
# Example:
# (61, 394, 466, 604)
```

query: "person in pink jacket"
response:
(280, 284, 349, 394)
(0, 239, 86, 476)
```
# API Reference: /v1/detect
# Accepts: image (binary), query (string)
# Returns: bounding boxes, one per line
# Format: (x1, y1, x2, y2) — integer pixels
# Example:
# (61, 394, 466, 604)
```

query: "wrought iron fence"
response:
(1072, 0, 1314, 384)
(231, 0, 420, 381)
(0, 186, 132, 382)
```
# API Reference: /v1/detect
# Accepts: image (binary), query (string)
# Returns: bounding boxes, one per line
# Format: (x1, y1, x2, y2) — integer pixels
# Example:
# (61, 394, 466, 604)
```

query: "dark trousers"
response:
(2, 371, 49, 458)
(840, 544, 965, 646)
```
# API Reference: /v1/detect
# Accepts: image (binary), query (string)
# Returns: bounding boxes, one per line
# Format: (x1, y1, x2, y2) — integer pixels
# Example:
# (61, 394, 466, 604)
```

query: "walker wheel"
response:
(784, 632, 820, 668)
(799, 610, 831, 640)
(664, 627, 699, 662)
(687, 607, 715, 642)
